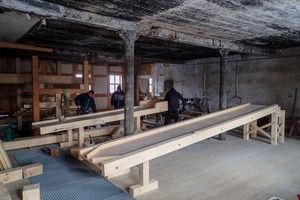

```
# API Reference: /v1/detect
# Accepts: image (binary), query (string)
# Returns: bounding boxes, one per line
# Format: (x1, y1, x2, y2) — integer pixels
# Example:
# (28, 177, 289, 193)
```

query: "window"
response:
(149, 78, 152, 93)
(109, 75, 122, 93)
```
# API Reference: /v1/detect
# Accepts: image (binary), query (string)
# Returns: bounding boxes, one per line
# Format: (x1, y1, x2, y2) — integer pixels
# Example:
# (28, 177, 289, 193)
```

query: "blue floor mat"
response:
(14, 148, 135, 200)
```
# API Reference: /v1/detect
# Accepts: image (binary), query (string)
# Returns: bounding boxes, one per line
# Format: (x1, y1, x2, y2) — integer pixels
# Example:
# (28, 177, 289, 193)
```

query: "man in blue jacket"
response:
(164, 87, 186, 125)
(74, 90, 97, 115)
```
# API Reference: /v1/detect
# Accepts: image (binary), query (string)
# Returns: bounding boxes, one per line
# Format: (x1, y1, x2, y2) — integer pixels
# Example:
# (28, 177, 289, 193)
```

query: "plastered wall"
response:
(154, 47, 300, 116)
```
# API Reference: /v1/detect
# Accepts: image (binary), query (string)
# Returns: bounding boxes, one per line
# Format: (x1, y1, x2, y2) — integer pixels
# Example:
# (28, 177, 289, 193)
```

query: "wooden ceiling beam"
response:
(0, 0, 136, 31)
(138, 26, 274, 56)
(0, 41, 53, 52)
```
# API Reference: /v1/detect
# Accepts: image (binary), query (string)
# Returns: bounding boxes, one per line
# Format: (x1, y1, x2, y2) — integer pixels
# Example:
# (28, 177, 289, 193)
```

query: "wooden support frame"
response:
(243, 109, 285, 145)
(77, 104, 284, 197)
(129, 161, 158, 197)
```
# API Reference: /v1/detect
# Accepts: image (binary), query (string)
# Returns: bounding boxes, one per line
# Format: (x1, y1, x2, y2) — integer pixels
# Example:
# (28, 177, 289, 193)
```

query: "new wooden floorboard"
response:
(109, 133, 300, 200)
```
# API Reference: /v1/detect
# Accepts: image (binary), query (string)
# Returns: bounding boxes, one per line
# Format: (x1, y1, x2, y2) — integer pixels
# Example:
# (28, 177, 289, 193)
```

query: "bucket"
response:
(4, 127, 14, 141)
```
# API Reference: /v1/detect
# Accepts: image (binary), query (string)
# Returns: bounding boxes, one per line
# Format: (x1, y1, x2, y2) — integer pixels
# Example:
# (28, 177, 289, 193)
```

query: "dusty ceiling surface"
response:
(0, 0, 300, 63)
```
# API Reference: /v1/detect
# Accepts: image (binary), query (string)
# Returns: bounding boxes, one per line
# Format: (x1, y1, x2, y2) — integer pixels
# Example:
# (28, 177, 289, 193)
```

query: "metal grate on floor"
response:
(14, 147, 135, 200)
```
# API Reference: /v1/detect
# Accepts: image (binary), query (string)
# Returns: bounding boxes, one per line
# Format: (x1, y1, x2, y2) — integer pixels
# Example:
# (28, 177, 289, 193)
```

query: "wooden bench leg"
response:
(78, 127, 85, 148)
(129, 161, 158, 197)
(277, 110, 285, 144)
(60, 129, 75, 148)
(271, 112, 279, 145)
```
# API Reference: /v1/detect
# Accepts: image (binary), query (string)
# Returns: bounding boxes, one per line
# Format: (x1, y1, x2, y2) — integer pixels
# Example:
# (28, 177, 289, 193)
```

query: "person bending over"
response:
(74, 90, 97, 115)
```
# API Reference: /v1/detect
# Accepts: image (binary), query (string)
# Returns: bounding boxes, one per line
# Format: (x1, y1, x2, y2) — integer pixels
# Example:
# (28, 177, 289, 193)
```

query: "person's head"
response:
(117, 85, 121, 91)
(88, 90, 94, 97)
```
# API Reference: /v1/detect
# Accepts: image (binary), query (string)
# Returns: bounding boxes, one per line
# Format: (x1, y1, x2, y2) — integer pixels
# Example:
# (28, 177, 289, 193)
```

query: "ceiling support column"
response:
(120, 30, 139, 136)
(219, 49, 229, 140)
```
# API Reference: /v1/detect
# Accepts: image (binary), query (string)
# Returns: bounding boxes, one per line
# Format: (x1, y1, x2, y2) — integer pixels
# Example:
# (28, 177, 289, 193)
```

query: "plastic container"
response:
(4, 127, 14, 141)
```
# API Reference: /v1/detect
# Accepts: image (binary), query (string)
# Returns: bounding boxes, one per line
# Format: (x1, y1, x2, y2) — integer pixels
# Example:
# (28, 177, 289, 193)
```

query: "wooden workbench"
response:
(32, 101, 168, 148)
(78, 103, 285, 197)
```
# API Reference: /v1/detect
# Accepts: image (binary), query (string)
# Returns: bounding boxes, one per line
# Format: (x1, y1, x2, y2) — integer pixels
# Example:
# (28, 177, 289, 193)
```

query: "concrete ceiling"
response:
(0, 0, 300, 64)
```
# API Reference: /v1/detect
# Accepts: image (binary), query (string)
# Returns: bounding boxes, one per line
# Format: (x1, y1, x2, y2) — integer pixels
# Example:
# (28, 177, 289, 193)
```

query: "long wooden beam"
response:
(0, 74, 95, 84)
(100, 104, 280, 177)
(0, 163, 43, 183)
(0, 41, 53, 52)
(34, 102, 168, 135)
(0, 0, 136, 31)
(138, 26, 273, 55)
(83, 103, 251, 159)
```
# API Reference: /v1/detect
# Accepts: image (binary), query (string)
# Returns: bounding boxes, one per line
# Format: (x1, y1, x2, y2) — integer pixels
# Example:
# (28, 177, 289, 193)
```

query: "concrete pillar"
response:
(119, 30, 139, 136)
(219, 49, 229, 140)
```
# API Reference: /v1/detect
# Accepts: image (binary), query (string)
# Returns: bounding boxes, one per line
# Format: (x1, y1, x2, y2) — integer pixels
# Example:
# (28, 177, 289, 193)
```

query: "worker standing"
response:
(111, 85, 125, 109)
(164, 87, 186, 125)
(74, 90, 97, 115)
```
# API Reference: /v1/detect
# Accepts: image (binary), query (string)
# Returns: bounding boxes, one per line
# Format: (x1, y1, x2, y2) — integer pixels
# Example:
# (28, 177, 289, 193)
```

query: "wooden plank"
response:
(85, 103, 252, 159)
(23, 163, 43, 178)
(0, 163, 43, 184)
(2, 135, 66, 151)
(39, 88, 85, 95)
(32, 56, 40, 122)
(0, 140, 12, 169)
(0, 168, 23, 183)
(100, 104, 279, 177)
(0, 41, 53, 52)
(0, 74, 95, 84)
(22, 183, 40, 200)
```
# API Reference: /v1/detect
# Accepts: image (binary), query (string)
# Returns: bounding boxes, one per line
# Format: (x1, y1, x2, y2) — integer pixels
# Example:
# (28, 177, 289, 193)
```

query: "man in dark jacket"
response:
(111, 85, 125, 109)
(164, 87, 186, 125)
(74, 90, 97, 115)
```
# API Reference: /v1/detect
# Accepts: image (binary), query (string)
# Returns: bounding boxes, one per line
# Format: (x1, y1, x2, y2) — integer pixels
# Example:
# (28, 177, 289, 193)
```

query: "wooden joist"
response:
(78, 103, 284, 197)
(0, 41, 53, 52)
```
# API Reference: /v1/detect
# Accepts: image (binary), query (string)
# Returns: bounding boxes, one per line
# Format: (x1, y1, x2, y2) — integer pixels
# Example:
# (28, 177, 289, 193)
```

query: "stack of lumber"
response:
(0, 140, 12, 171)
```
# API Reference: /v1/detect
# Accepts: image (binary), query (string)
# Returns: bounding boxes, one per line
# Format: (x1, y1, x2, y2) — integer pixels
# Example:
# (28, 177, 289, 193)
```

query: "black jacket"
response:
(74, 93, 97, 113)
(164, 88, 186, 110)
(111, 90, 125, 109)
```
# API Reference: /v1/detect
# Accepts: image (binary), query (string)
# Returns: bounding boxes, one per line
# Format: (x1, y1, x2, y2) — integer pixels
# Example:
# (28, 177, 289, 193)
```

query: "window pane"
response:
(149, 78, 152, 84)
(110, 85, 115, 93)
(115, 75, 120, 84)
(110, 75, 114, 83)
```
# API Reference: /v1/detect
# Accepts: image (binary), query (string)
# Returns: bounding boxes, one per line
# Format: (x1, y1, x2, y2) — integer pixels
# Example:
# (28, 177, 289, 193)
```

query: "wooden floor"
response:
(109, 133, 300, 200)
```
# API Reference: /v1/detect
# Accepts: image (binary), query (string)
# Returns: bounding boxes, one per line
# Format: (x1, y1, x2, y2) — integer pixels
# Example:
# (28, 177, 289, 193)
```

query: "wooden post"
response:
(16, 58, 23, 130)
(271, 112, 279, 145)
(278, 110, 285, 143)
(119, 30, 139, 136)
(32, 56, 40, 122)
(218, 49, 229, 140)
(129, 161, 158, 197)
(23, 183, 40, 200)
(55, 94, 62, 118)
(78, 127, 84, 148)
(83, 60, 89, 92)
